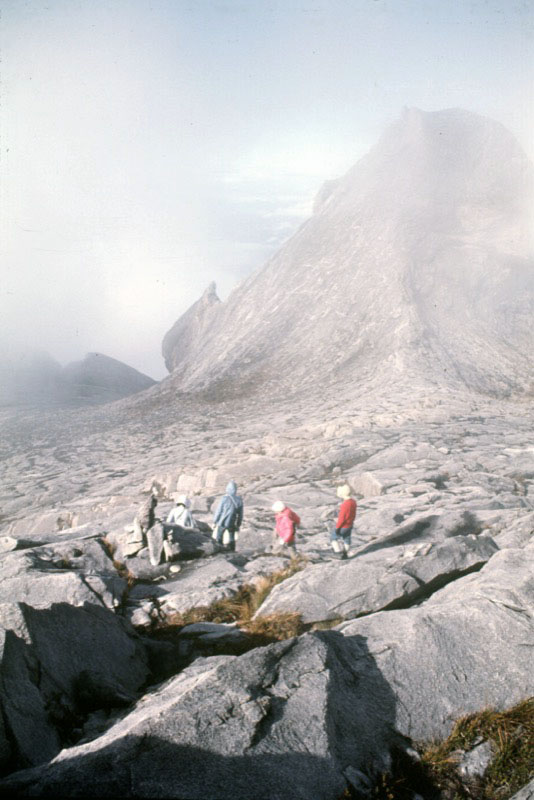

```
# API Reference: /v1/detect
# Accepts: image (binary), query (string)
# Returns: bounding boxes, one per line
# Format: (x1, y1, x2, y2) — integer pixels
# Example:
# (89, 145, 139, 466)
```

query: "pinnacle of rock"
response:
(161, 282, 221, 374)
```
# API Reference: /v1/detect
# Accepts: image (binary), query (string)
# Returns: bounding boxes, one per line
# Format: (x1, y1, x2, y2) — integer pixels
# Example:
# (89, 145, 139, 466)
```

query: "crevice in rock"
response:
(301, 561, 492, 629)
(248, 695, 288, 749)
(370, 561, 489, 615)
(246, 641, 298, 749)
(0, 706, 24, 778)
(78, 575, 108, 609)
(98, 535, 136, 613)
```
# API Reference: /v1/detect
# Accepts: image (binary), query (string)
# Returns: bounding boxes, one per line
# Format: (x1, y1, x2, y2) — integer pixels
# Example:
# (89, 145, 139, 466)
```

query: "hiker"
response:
(331, 483, 357, 559)
(213, 480, 243, 552)
(133, 493, 166, 566)
(272, 500, 300, 557)
(133, 494, 158, 541)
(166, 495, 195, 528)
(163, 494, 196, 563)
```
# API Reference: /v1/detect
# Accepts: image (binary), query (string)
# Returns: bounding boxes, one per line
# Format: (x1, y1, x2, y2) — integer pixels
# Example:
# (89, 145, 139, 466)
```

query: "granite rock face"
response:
(256, 532, 498, 623)
(510, 778, 534, 800)
(337, 542, 534, 741)
(162, 108, 533, 399)
(0, 601, 149, 771)
(162, 282, 221, 374)
(0, 537, 126, 611)
(0, 633, 403, 799)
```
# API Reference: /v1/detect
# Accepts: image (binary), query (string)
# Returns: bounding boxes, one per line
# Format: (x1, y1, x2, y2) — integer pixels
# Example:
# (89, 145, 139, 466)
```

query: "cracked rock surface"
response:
(337, 541, 534, 741)
(0, 632, 402, 799)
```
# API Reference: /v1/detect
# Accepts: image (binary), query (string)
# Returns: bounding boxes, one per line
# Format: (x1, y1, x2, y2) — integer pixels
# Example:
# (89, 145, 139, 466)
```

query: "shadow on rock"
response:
(0, 631, 406, 799)
(0, 601, 150, 774)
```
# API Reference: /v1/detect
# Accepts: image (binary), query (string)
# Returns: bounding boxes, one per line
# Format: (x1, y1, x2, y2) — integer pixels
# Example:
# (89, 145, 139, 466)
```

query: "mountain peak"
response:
(162, 109, 533, 399)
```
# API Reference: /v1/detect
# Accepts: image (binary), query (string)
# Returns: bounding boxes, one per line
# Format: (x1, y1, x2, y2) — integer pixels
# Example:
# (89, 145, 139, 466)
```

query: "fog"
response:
(1, 0, 532, 380)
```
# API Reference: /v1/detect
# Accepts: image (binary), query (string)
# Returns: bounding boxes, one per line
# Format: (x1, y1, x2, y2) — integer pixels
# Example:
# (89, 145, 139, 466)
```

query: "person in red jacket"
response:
(331, 484, 357, 559)
(271, 500, 300, 557)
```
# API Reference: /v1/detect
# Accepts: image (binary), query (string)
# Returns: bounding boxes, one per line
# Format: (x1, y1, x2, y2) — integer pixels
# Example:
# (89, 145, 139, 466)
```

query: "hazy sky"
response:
(1, 0, 533, 379)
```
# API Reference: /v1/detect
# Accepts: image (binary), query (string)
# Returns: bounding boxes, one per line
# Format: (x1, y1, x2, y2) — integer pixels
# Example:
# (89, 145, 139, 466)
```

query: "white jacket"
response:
(166, 504, 195, 528)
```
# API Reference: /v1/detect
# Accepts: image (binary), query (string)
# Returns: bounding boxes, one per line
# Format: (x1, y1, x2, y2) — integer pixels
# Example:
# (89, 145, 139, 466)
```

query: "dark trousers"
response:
(331, 526, 352, 546)
(216, 525, 236, 546)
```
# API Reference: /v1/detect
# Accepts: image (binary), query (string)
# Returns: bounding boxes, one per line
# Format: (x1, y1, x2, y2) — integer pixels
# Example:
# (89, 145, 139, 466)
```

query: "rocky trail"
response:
(0, 387, 533, 798)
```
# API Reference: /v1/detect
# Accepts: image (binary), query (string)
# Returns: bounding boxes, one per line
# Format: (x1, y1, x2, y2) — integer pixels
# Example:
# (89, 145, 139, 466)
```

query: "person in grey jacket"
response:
(213, 480, 243, 552)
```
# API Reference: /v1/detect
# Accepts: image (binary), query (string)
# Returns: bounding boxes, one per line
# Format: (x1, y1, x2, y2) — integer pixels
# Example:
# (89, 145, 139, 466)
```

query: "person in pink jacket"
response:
(271, 500, 300, 557)
(331, 484, 357, 559)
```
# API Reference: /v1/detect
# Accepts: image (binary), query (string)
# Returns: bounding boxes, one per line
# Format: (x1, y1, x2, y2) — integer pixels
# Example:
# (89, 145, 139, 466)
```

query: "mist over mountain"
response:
(0, 351, 156, 408)
(162, 108, 534, 400)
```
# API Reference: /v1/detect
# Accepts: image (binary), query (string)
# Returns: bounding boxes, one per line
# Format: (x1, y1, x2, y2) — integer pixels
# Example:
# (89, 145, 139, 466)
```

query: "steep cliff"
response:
(162, 108, 533, 399)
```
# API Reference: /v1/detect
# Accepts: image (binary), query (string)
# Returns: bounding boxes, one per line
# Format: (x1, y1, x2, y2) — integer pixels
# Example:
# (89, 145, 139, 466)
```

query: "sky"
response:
(1, 0, 533, 379)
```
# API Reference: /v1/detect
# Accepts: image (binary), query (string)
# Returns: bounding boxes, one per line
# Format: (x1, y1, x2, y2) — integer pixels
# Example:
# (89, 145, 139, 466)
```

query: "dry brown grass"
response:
(420, 697, 534, 799)
(152, 558, 307, 645)
(242, 612, 304, 641)
(101, 536, 137, 587)
(340, 698, 534, 800)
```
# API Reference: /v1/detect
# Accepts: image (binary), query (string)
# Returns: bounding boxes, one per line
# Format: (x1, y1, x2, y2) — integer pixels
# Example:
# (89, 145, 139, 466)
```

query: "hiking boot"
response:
(340, 551, 348, 560)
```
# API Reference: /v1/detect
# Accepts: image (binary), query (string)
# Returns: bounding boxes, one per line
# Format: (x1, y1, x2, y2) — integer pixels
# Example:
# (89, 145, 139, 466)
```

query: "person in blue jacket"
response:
(213, 480, 243, 552)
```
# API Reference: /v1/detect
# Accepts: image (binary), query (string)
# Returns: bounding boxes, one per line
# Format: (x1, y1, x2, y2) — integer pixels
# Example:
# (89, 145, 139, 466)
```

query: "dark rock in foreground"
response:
(0, 602, 149, 771)
(0, 632, 403, 799)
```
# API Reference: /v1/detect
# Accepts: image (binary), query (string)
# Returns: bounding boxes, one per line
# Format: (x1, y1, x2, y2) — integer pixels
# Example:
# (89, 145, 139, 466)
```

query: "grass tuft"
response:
(341, 698, 534, 800)
(419, 697, 534, 799)
(101, 536, 136, 587)
(242, 612, 304, 641)
(150, 559, 307, 649)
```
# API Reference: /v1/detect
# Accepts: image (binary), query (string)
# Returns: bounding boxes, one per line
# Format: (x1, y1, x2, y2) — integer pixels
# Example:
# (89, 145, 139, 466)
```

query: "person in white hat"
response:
(271, 500, 300, 557)
(331, 484, 357, 559)
(166, 495, 195, 528)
